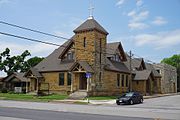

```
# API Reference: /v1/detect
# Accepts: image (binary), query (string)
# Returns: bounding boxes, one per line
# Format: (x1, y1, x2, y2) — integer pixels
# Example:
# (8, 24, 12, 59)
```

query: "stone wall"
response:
(132, 80, 146, 95)
(42, 72, 71, 93)
(90, 70, 129, 96)
(154, 63, 177, 93)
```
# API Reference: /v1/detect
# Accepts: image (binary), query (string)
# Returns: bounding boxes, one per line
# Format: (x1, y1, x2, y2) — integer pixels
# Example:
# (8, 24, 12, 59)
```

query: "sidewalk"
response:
(53, 92, 180, 105)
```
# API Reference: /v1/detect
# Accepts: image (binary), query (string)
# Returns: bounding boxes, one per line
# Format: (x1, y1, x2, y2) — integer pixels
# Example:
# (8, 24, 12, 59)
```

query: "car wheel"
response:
(130, 100, 133, 105)
(116, 101, 120, 105)
(140, 98, 143, 103)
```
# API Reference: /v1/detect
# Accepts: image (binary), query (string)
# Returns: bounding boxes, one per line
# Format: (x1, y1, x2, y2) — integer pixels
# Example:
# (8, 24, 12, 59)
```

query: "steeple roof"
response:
(73, 18, 108, 35)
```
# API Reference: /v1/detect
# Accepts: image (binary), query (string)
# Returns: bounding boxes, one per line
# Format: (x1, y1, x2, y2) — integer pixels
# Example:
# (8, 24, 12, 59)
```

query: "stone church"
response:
(25, 16, 162, 96)
(25, 16, 131, 96)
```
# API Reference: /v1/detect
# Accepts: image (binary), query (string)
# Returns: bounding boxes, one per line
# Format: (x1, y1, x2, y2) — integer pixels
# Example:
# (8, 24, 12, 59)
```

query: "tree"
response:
(22, 56, 44, 72)
(0, 48, 31, 75)
(27, 56, 44, 67)
(161, 54, 180, 91)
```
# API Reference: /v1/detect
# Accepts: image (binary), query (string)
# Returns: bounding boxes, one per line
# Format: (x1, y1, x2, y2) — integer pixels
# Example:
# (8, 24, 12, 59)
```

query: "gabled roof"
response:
(4, 72, 29, 82)
(58, 36, 74, 59)
(105, 58, 130, 73)
(34, 38, 75, 72)
(70, 61, 94, 73)
(134, 70, 153, 80)
(73, 18, 108, 35)
(106, 42, 127, 61)
(24, 68, 43, 78)
(124, 56, 146, 70)
(145, 63, 161, 78)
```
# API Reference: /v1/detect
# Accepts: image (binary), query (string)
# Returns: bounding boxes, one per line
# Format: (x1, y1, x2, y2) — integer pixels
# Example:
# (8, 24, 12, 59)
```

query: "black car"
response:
(116, 92, 143, 105)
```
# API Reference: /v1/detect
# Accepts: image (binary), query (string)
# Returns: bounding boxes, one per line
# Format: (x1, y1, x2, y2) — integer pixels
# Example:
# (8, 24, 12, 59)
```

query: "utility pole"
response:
(129, 50, 133, 92)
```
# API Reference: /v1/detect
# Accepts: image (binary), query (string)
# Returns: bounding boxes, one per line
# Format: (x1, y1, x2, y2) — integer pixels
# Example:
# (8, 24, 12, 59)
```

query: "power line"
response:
(1, 20, 172, 69)
(0, 20, 122, 52)
(0, 20, 69, 40)
(0, 31, 60, 47)
(0, 31, 118, 57)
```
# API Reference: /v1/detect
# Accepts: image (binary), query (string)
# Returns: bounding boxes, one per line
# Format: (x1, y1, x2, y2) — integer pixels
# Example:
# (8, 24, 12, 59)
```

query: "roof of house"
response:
(105, 59, 130, 73)
(4, 72, 29, 82)
(124, 55, 145, 70)
(73, 18, 108, 35)
(34, 39, 75, 72)
(24, 68, 43, 78)
(134, 70, 152, 80)
(106, 42, 127, 61)
(70, 61, 94, 73)
(106, 42, 120, 58)
(145, 63, 161, 78)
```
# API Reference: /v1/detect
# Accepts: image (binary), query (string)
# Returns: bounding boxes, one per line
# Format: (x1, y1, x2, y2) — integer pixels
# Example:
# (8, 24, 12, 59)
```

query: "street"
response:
(0, 95, 180, 120)
(0, 107, 151, 120)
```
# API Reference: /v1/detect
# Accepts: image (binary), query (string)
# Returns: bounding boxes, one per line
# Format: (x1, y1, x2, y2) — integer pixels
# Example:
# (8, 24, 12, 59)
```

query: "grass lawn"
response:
(0, 93, 68, 102)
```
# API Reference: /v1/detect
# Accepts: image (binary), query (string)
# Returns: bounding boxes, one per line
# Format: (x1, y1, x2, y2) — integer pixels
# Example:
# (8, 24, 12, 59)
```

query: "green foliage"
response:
(27, 56, 44, 68)
(1, 88, 8, 93)
(161, 54, 180, 81)
(21, 56, 44, 72)
(0, 48, 44, 75)
(0, 48, 31, 75)
(161, 54, 180, 68)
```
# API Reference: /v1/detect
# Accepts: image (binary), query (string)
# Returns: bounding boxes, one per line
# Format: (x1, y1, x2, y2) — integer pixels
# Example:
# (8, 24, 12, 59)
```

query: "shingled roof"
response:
(4, 72, 29, 82)
(106, 42, 120, 57)
(34, 38, 75, 72)
(145, 63, 161, 78)
(70, 61, 94, 73)
(106, 42, 127, 61)
(105, 58, 130, 73)
(124, 55, 146, 70)
(134, 70, 152, 80)
(73, 18, 108, 35)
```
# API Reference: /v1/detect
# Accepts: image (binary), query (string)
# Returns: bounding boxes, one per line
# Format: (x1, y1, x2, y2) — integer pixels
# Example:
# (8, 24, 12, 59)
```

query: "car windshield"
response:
(123, 93, 133, 97)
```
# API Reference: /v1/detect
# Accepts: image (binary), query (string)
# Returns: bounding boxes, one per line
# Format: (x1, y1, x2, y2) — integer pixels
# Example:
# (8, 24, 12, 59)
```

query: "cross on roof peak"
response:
(88, 3, 94, 19)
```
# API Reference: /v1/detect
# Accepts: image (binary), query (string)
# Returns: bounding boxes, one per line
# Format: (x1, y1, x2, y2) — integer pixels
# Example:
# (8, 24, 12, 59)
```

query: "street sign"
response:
(86, 73, 92, 78)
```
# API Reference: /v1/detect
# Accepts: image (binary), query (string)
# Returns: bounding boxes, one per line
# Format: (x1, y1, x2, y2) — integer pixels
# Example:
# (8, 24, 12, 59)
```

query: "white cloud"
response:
(127, 10, 149, 30)
(128, 22, 149, 30)
(134, 29, 180, 49)
(127, 10, 136, 17)
(128, 10, 149, 22)
(116, 0, 126, 6)
(152, 16, 168, 26)
(136, 0, 143, 7)
(126, 0, 151, 30)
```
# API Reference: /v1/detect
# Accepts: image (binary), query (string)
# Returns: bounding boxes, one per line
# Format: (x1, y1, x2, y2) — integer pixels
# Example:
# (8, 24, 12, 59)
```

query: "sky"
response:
(0, 0, 180, 77)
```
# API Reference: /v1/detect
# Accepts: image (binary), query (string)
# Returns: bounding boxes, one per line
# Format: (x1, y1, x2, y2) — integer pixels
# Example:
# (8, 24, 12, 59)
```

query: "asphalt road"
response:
(0, 95, 180, 120)
(0, 107, 151, 120)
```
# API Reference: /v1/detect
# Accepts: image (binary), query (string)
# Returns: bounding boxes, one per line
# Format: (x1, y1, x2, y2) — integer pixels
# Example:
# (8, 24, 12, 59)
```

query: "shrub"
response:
(1, 88, 8, 93)
(8, 91, 15, 94)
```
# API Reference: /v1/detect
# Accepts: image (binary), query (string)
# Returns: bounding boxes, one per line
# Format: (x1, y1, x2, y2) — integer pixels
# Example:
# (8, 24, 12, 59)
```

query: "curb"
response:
(143, 93, 180, 99)
(52, 93, 180, 105)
